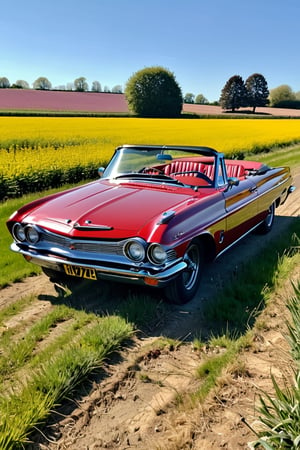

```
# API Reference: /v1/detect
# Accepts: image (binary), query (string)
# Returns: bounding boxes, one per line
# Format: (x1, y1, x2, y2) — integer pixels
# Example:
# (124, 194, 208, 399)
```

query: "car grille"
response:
(41, 233, 124, 255)
(40, 231, 177, 262)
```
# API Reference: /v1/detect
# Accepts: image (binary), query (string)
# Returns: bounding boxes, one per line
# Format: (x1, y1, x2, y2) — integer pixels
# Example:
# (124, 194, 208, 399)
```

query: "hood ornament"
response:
(73, 221, 113, 231)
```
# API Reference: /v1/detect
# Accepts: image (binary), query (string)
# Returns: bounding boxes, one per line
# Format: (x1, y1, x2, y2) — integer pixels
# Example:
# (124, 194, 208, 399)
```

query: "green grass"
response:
(286, 285, 300, 362)
(0, 314, 133, 449)
(0, 272, 164, 448)
(253, 143, 300, 169)
(253, 373, 300, 450)
(191, 330, 253, 404)
(0, 183, 85, 288)
(194, 343, 237, 400)
(203, 226, 300, 335)
(191, 222, 300, 406)
(0, 295, 35, 324)
(250, 282, 300, 450)
(0, 304, 84, 382)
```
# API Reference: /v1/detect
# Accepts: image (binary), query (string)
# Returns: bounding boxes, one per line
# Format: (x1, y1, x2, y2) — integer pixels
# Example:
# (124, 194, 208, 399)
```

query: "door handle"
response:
(249, 186, 257, 193)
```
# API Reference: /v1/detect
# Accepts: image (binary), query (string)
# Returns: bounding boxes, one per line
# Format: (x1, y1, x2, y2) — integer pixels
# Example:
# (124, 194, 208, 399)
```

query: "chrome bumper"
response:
(11, 243, 187, 288)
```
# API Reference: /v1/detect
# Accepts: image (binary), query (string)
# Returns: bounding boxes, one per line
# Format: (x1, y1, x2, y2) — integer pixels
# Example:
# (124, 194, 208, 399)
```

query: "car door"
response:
(222, 178, 258, 247)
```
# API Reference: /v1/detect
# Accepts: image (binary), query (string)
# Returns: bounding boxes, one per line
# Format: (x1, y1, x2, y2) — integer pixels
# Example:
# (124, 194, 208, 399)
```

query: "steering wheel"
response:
(139, 167, 164, 175)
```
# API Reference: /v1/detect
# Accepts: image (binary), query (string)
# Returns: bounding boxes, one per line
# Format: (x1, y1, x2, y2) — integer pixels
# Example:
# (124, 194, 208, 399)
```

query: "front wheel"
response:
(164, 240, 204, 304)
(256, 202, 275, 234)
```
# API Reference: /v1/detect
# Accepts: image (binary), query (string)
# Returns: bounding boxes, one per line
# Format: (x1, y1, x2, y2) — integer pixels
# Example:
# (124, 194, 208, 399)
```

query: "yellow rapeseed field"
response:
(0, 116, 299, 182)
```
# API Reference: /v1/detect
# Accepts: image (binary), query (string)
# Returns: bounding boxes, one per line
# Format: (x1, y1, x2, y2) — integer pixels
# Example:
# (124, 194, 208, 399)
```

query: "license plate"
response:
(63, 264, 97, 280)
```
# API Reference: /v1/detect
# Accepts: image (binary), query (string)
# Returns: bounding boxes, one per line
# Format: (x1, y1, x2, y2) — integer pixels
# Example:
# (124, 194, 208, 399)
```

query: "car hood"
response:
(23, 180, 201, 238)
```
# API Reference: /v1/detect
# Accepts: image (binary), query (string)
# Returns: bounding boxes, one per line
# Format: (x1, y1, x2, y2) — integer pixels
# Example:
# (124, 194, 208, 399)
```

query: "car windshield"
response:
(102, 146, 217, 188)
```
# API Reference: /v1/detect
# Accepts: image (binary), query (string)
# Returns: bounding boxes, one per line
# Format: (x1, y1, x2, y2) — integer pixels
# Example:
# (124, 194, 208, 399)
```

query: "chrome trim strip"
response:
(216, 221, 263, 259)
(73, 224, 113, 231)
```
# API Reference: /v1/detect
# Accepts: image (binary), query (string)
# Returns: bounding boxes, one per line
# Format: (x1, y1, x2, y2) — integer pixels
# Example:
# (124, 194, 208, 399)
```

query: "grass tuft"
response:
(250, 281, 300, 449)
(0, 314, 133, 448)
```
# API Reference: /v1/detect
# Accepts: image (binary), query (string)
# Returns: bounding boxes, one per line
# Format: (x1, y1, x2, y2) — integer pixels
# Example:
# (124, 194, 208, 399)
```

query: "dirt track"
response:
(1, 170, 299, 449)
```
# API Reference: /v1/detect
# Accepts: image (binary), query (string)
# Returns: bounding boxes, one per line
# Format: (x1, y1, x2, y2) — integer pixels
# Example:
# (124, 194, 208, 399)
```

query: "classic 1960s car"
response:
(7, 145, 295, 304)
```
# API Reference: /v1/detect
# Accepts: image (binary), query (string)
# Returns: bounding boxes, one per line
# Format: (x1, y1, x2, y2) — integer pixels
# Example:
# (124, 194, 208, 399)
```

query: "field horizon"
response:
(1, 88, 300, 116)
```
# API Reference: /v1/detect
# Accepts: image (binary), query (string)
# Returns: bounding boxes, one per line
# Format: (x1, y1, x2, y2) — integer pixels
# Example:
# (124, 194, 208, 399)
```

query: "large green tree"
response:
(91, 81, 102, 92)
(74, 77, 88, 92)
(112, 85, 123, 93)
(245, 73, 269, 112)
(195, 94, 208, 104)
(269, 84, 296, 106)
(184, 93, 195, 103)
(219, 75, 247, 112)
(33, 77, 52, 90)
(125, 66, 183, 117)
(0, 77, 10, 88)
(12, 80, 30, 89)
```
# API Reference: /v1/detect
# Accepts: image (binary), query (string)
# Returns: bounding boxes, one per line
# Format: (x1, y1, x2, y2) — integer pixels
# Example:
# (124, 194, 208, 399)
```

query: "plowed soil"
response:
(1, 171, 299, 450)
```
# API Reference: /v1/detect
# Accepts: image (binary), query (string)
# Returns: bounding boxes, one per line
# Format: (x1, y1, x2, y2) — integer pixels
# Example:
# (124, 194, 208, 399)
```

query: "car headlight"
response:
(148, 243, 167, 265)
(25, 225, 40, 244)
(124, 239, 146, 262)
(12, 223, 26, 242)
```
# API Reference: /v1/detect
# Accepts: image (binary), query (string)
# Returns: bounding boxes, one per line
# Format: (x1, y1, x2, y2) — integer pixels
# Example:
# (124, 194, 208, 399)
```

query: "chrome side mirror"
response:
(98, 167, 105, 178)
(225, 177, 239, 191)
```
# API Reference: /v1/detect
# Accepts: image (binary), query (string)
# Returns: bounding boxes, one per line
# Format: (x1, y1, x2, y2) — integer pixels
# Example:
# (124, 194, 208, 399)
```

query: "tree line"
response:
(219, 74, 300, 112)
(125, 68, 300, 116)
(0, 67, 299, 117)
(220, 74, 269, 113)
(0, 76, 123, 94)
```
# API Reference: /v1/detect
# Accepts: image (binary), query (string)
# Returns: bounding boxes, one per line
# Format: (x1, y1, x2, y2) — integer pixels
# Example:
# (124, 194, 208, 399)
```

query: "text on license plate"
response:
(63, 264, 97, 280)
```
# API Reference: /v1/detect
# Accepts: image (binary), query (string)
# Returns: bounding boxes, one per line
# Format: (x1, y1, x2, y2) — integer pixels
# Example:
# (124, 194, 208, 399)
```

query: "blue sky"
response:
(1, 0, 299, 101)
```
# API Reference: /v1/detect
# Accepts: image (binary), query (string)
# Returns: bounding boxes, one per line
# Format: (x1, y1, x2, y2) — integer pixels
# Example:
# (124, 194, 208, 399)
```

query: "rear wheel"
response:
(164, 240, 203, 304)
(257, 202, 275, 234)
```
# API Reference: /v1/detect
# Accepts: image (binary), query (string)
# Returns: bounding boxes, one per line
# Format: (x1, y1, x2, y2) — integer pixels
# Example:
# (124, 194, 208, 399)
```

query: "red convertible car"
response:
(7, 145, 295, 304)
